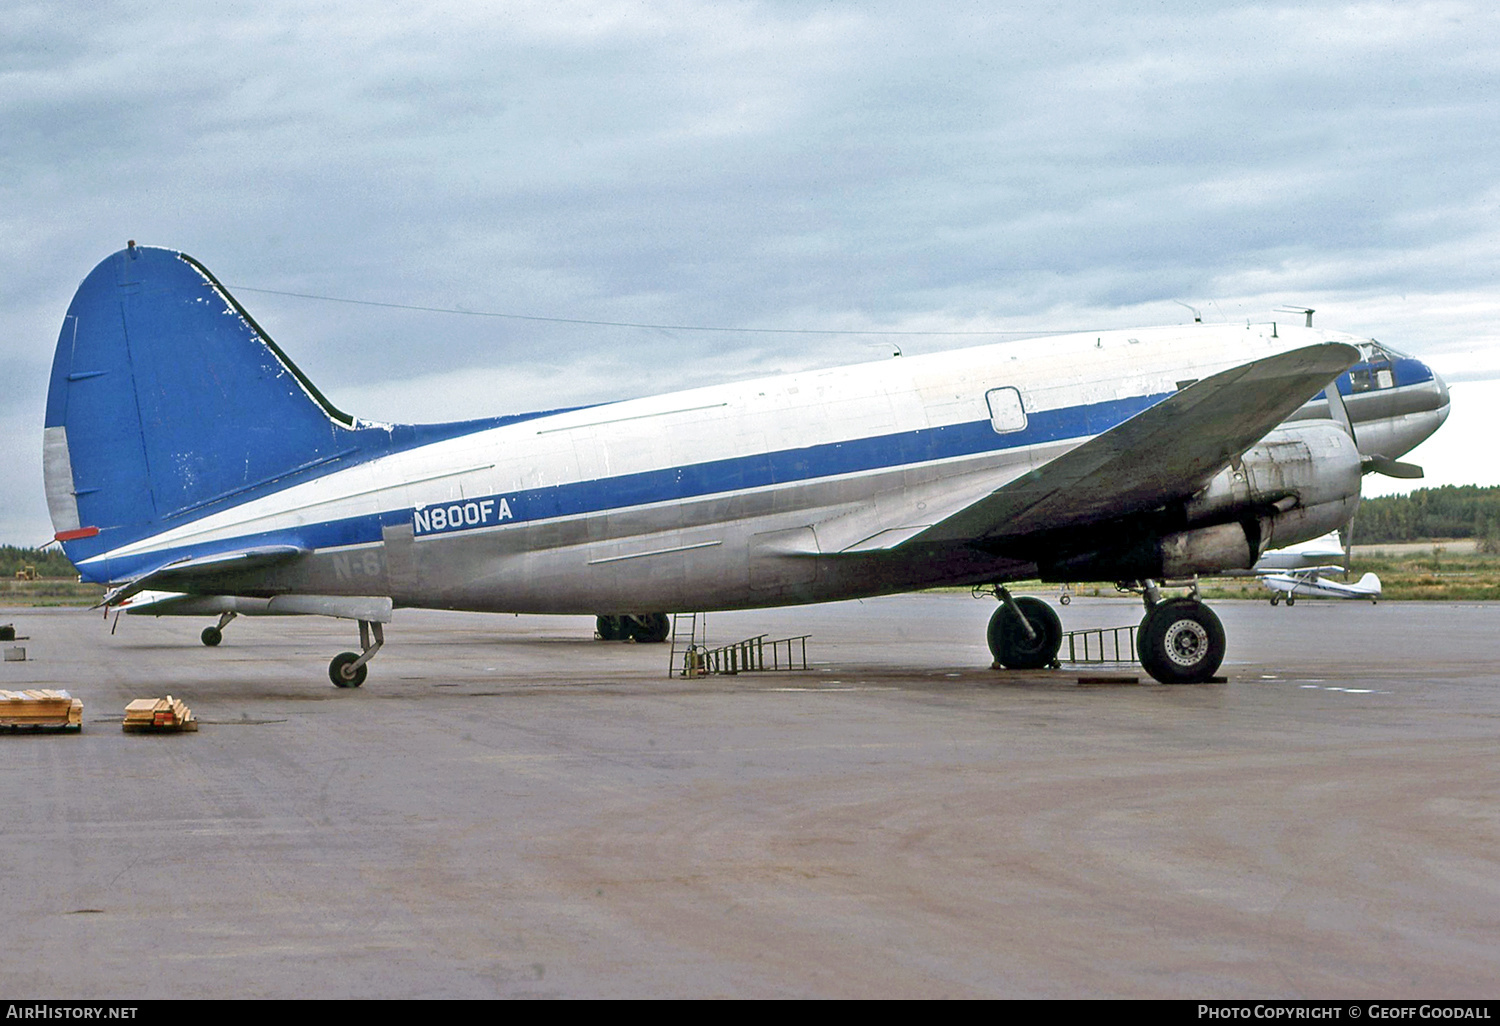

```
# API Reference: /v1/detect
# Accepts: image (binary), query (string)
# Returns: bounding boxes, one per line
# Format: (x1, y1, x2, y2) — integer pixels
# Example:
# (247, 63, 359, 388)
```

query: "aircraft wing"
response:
(911, 343, 1360, 545)
(99, 545, 308, 608)
(1269, 565, 1344, 579)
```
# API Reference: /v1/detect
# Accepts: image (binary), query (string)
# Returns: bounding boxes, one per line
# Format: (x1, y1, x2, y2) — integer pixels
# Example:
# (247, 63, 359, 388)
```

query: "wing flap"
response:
(911, 343, 1360, 545)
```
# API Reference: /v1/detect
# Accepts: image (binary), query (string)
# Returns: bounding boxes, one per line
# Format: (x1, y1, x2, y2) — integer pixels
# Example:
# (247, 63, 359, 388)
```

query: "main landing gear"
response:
(982, 580, 1226, 684)
(986, 590, 1063, 670)
(1132, 582, 1225, 684)
(595, 613, 671, 644)
(329, 619, 384, 688)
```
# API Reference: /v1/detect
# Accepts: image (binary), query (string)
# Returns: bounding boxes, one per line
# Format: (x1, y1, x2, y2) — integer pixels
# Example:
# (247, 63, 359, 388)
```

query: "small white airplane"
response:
(1250, 530, 1348, 572)
(43, 245, 1450, 685)
(1261, 568, 1382, 605)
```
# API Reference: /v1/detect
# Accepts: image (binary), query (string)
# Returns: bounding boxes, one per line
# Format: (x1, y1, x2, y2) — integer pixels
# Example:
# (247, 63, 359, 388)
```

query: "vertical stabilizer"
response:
(43, 245, 360, 566)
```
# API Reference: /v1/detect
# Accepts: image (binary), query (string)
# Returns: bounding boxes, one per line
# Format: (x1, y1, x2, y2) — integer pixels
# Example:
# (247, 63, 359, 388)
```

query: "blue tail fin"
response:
(44, 245, 361, 566)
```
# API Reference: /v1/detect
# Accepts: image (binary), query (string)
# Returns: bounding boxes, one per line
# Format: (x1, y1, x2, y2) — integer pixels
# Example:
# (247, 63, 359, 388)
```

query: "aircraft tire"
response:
(1286, 594, 1296, 606)
(626, 612, 671, 644)
(596, 615, 628, 641)
(1269, 594, 1280, 607)
(1137, 599, 1224, 684)
(987, 597, 1062, 669)
(201, 626, 223, 647)
(329, 651, 367, 688)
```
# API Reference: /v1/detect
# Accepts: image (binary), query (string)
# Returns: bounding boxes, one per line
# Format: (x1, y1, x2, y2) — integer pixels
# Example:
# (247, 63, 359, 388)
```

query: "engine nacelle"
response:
(1039, 422, 1363, 581)
(1183, 422, 1363, 538)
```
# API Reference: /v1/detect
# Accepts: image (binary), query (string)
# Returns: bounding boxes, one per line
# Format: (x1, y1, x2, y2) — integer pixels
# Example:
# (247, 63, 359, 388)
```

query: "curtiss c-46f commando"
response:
(44, 246, 1450, 685)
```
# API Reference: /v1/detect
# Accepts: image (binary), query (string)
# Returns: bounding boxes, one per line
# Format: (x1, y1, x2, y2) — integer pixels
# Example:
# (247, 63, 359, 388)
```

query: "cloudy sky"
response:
(4, 0, 1498, 544)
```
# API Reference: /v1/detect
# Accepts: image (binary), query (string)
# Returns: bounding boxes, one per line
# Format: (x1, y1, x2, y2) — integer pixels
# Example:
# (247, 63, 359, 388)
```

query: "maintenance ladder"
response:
(1059, 624, 1139, 665)
(669, 614, 810, 677)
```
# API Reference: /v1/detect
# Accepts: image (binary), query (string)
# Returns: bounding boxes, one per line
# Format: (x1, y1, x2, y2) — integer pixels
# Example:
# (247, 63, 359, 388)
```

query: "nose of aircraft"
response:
(1430, 364, 1452, 426)
(1415, 359, 1452, 440)
(1382, 356, 1451, 460)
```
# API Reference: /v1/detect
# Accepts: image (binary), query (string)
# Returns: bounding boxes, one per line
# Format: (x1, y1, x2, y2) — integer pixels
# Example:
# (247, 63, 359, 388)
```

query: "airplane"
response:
(1261, 568, 1382, 605)
(42, 244, 1451, 687)
(1250, 530, 1349, 572)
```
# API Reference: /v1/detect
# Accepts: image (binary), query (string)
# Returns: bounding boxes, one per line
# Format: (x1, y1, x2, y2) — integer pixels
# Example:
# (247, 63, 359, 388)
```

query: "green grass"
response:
(970, 545, 1500, 603)
(0, 579, 105, 607)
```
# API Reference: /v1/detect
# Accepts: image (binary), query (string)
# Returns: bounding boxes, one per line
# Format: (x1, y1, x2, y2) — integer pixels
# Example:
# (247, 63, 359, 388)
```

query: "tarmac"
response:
(2, 592, 1498, 998)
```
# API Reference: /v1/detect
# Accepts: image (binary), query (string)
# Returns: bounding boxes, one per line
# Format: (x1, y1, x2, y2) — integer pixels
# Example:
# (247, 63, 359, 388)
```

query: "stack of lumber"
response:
(123, 695, 198, 733)
(0, 689, 83, 732)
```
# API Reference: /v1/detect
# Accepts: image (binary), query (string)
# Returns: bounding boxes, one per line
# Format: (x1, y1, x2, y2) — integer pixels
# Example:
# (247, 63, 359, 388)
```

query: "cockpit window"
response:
(1357, 340, 1407, 361)
(1350, 340, 1399, 392)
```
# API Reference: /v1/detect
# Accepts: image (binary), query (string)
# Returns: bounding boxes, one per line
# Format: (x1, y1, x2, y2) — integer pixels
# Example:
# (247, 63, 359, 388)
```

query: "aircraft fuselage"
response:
(78, 323, 1446, 616)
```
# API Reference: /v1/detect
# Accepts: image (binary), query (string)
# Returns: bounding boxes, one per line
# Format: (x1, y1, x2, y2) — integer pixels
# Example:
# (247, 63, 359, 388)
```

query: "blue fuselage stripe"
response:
(83, 391, 1169, 582)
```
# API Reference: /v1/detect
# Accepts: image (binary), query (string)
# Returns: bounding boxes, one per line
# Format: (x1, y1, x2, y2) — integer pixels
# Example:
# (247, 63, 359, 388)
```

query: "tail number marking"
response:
(413, 498, 513, 536)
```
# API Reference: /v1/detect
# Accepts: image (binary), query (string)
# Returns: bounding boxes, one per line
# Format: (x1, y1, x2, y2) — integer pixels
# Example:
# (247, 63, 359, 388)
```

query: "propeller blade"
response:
(1362, 455, 1424, 479)
(1324, 378, 1356, 442)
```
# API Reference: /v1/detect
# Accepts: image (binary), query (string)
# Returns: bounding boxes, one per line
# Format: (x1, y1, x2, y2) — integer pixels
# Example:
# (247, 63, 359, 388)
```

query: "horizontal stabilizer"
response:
(99, 545, 306, 608)
(120, 592, 393, 622)
(910, 343, 1360, 545)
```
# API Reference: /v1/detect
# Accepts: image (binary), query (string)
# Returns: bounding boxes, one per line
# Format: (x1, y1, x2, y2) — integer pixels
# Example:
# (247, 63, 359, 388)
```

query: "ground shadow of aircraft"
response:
(44, 245, 1449, 685)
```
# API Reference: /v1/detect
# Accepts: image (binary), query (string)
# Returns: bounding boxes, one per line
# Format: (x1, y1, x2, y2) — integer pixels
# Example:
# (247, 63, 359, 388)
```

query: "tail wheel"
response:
(201, 626, 223, 647)
(329, 651, 367, 688)
(987, 596, 1062, 669)
(1137, 599, 1225, 684)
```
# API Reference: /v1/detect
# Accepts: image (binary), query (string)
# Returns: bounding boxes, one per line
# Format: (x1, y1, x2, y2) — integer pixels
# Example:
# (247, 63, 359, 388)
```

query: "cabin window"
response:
(985, 387, 1028, 434)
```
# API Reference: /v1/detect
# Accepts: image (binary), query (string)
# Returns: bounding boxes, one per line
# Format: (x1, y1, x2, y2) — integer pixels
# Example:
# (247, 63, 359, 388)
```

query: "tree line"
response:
(1354, 485, 1500, 550)
(0, 544, 80, 579)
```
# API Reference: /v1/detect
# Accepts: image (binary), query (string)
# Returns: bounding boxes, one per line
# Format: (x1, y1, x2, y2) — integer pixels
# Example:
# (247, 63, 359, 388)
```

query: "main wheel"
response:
(328, 651, 367, 688)
(626, 612, 671, 644)
(987, 597, 1062, 669)
(1136, 599, 1225, 684)
(201, 626, 223, 647)
(596, 615, 628, 641)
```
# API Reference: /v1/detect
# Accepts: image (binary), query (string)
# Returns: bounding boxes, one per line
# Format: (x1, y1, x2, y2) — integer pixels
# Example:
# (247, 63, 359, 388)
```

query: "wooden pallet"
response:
(123, 695, 198, 733)
(0, 689, 83, 732)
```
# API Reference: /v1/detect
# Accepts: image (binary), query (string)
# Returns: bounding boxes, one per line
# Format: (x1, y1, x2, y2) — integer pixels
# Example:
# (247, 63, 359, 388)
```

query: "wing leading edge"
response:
(910, 342, 1361, 546)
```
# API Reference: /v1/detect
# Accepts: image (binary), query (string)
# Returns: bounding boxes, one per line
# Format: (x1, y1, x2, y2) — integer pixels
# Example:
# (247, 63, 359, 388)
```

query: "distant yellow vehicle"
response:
(14, 566, 38, 581)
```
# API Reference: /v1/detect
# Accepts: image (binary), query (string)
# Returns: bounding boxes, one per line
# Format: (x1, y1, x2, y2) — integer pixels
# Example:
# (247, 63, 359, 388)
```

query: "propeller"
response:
(1323, 376, 1424, 479)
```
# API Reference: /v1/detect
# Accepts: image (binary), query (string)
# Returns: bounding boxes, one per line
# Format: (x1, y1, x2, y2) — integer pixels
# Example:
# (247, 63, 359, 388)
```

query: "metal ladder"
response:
(1059, 625, 1139, 664)
(669, 613, 705, 677)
